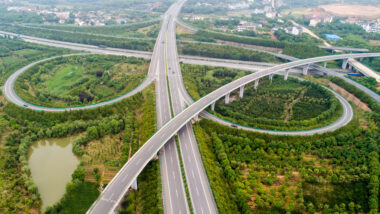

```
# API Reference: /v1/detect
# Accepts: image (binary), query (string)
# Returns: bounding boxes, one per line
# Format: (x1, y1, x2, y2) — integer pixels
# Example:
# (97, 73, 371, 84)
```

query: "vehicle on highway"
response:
(231, 124, 237, 128)
(98, 45, 107, 49)
(23, 104, 28, 107)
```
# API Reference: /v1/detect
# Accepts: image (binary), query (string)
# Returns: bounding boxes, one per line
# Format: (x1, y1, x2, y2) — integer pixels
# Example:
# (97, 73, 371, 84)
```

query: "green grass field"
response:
(46, 65, 84, 94)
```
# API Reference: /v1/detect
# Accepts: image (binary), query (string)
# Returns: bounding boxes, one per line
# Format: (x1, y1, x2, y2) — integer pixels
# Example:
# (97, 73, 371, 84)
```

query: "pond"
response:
(28, 137, 79, 211)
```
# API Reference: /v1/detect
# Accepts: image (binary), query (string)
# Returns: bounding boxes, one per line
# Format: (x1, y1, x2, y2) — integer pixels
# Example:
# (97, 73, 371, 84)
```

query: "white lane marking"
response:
(196, 186, 200, 196)
(176, 188, 179, 198)
(185, 124, 215, 213)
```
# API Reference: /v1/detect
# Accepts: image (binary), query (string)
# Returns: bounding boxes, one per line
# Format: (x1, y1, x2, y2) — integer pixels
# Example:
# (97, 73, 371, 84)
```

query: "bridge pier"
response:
(348, 64, 353, 70)
(302, 64, 310, 76)
(269, 73, 274, 81)
(324, 61, 327, 68)
(131, 178, 138, 190)
(151, 153, 159, 160)
(239, 85, 245, 98)
(225, 93, 230, 104)
(211, 102, 215, 111)
(194, 114, 199, 121)
(342, 58, 349, 69)
(254, 79, 259, 90)
(284, 69, 289, 80)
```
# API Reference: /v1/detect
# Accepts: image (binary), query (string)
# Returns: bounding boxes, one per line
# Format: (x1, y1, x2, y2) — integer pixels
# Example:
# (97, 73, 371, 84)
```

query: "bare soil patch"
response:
(328, 81, 372, 112)
(177, 24, 196, 35)
(319, 4, 380, 19)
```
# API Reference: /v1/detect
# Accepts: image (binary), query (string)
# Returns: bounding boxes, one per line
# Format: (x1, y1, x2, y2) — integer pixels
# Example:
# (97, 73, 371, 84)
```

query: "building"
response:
(309, 17, 322, 27)
(325, 34, 341, 41)
(285, 26, 303, 35)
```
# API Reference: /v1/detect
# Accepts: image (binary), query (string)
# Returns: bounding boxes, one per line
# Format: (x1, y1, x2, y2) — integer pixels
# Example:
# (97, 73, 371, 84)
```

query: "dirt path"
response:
(291, 20, 331, 47)
(284, 87, 307, 122)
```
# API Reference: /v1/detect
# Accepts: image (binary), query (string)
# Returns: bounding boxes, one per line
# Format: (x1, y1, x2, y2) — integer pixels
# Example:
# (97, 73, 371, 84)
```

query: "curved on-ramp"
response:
(87, 53, 380, 214)
(3, 53, 155, 112)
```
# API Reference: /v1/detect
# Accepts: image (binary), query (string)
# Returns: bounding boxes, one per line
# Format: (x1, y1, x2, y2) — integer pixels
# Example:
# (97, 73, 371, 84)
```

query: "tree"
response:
(87, 126, 99, 140)
(72, 166, 86, 183)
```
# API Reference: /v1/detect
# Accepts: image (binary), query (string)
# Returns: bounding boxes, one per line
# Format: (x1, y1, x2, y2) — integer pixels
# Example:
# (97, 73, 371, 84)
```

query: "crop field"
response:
(15, 54, 149, 107)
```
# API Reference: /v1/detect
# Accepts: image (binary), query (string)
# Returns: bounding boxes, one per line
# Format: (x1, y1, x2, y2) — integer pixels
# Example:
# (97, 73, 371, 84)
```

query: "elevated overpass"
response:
(87, 52, 380, 214)
(343, 58, 380, 82)
(319, 46, 369, 53)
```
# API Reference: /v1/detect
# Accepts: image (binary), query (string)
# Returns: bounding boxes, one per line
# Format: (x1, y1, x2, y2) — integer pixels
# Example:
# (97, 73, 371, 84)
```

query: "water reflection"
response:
(28, 137, 79, 212)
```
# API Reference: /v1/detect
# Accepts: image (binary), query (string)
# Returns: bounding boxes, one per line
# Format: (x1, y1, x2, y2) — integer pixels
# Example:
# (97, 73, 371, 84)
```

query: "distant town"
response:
(6, 4, 162, 26)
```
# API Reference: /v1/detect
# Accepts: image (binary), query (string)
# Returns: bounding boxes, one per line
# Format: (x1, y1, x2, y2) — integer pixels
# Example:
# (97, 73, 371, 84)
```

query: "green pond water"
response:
(28, 137, 79, 211)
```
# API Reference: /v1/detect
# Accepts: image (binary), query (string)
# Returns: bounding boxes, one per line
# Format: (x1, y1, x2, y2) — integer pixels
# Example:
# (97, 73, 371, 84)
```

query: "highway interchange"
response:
(2, 2, 380, 213)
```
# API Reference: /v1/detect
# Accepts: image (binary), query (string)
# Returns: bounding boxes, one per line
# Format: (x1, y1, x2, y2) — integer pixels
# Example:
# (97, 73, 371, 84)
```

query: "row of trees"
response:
(0, 23, 155, 51)
(179, 42, 279, 63)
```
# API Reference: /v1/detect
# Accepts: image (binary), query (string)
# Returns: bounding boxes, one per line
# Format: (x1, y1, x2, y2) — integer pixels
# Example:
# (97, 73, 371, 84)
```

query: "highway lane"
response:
(88, 53, 380, 214)
(87, 1, 190, 214)
(156, 2, 190, 214)
(153, 1, 190, 214)
(166, 2, 218, 213)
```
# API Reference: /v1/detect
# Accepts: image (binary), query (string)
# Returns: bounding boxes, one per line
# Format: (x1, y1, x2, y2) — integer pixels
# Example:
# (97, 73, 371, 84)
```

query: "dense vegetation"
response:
(195, 110, 380, 213)
(182, 64, 341, 130)
(347, 76, 380, 95)
(15, 54, 149, 107)
(0, 23, 155, 51)
(0, 37, 160, 212)
(0, 37, 75, 85)
(179, 30, 330, 59)
(19, 20, 160, 38)
(178, 42, 280, 63)
(0, 81, 159, 213)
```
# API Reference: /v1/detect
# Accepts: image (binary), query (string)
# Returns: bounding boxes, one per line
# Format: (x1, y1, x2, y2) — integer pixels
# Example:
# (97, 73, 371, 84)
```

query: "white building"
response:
(285, 26, 303, 35)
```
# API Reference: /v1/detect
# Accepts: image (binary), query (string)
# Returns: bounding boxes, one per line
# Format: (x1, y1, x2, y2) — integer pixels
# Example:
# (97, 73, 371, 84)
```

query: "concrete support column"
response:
(284, 69, 289, 80)
(324, 61, 327, 68)
(342, 58, 349, 69)
(348, 64, 353, 70)
(269, 73, 274, 81)
(131, 178, 138, 190)
(302, 64, 310, 76)
(194, 114, 199, 121)
(239, 85, 245, 98)
(254, 79, 259, 90)
(211, 102, 215, 111)
(225, 93, 230, 104)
